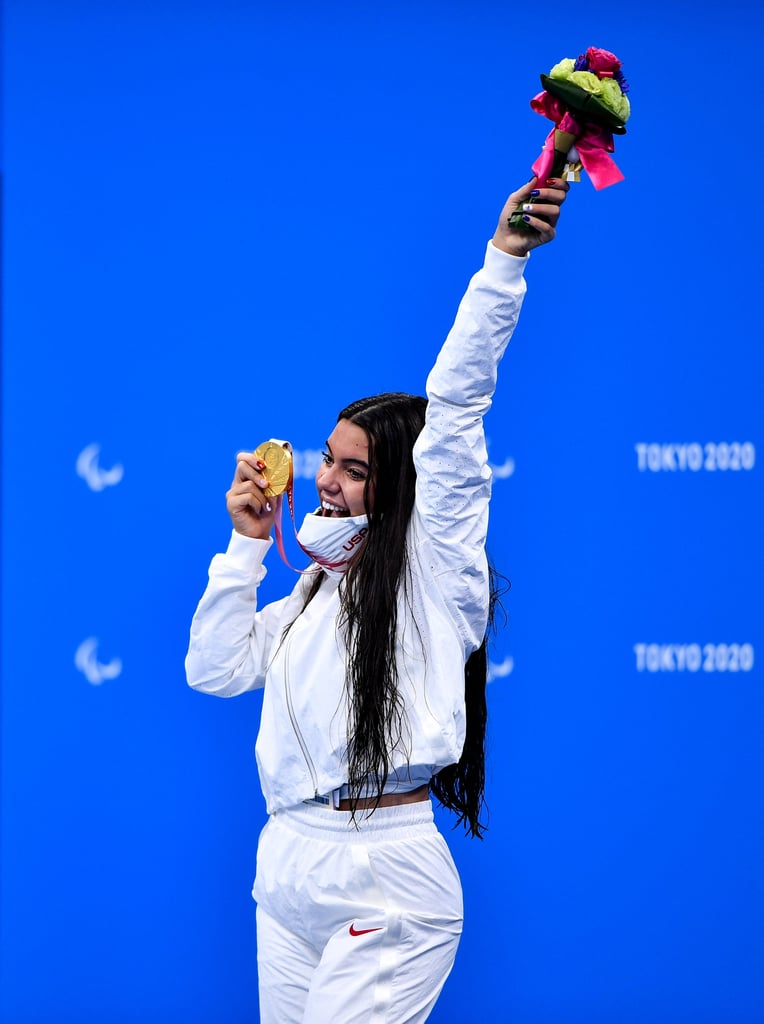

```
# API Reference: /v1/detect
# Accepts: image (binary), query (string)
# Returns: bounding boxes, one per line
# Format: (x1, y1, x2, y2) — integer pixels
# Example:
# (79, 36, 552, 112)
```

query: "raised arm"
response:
(411, 178, 568, 651)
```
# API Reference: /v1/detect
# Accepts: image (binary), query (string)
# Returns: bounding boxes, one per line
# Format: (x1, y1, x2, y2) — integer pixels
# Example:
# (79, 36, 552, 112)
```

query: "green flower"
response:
(569, 70, 604, 95)
(599, 77, 630, 121)
(549, 58, 576, 80)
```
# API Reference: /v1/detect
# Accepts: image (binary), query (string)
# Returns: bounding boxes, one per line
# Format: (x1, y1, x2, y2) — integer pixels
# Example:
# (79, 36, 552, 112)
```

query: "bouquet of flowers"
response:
(509, 46, 631, 227)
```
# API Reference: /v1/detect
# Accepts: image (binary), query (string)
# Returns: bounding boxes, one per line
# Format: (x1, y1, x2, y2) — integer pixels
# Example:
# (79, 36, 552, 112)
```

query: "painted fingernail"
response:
(256, 459, 266, 470)
(522, 203, 533, 213)
(522, 215, 531, 222)
(265, 502, 272, 513)
(530, 189, 540, 197)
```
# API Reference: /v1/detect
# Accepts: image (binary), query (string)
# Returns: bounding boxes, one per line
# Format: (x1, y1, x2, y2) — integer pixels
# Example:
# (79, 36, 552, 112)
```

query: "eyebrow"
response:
(325, 440, 370, 471)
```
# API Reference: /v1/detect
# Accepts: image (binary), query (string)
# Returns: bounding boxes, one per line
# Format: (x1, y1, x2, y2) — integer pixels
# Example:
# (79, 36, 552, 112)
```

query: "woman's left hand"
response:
(492, 177, 569, 258)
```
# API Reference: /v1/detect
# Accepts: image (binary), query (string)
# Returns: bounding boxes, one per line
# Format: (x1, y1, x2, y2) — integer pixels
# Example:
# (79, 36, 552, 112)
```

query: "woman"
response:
(186, 177, 567, 1023)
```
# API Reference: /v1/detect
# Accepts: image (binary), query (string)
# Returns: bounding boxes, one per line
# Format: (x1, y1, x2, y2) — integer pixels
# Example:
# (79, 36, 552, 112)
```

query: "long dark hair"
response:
(301, 392, 500, 837)
(429, 561, 507, 838)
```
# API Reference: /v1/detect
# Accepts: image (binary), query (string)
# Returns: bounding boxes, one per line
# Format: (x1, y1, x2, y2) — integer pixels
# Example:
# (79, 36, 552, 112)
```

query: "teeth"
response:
(322, 500, 347, 513)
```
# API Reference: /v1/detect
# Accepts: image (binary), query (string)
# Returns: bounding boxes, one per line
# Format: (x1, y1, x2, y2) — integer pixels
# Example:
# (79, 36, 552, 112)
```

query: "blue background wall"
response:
(2, 2, 762, 1021)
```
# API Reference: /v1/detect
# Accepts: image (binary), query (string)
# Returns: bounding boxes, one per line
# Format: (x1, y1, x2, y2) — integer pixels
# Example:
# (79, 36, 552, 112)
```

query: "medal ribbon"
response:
(264, 442, 355, 576)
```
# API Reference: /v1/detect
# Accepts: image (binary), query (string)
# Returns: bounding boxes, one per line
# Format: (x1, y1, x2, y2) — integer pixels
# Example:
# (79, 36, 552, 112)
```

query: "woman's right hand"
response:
(492, 177, 569, 257)
(226, 452, 280, 539)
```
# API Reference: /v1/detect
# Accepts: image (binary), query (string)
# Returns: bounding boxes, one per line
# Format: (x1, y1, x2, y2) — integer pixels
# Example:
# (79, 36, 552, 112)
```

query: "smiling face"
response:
(316, 418, 373, 517)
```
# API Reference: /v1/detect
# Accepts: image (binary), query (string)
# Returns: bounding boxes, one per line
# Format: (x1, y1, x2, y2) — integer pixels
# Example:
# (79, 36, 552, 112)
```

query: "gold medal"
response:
(253, 440, 293, 497)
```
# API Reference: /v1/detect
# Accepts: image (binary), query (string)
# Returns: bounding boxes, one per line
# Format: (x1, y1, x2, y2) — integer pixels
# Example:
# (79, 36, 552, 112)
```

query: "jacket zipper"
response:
(283, 638, 320, 797)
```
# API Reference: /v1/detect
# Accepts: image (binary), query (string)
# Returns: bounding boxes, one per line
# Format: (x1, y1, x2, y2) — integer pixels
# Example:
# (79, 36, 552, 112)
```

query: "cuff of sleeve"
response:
(484, 240, 529, 287)
(225, 530, 273, 572)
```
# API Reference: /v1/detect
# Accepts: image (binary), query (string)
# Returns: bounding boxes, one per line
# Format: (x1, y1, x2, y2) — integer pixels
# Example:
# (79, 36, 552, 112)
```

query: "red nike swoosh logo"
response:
(349, 924, 383, 937)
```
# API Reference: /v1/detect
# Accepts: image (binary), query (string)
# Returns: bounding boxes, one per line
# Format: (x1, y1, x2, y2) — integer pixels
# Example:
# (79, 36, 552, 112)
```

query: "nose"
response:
(317, 463, 340, 493)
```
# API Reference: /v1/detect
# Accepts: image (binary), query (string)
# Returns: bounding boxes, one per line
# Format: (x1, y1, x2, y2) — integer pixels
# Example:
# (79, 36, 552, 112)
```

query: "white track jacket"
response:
(185, 242, 528, 814)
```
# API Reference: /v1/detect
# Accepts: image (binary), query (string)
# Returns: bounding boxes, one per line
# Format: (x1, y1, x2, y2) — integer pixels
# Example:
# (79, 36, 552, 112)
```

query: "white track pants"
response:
(252, 800, 463, 1023)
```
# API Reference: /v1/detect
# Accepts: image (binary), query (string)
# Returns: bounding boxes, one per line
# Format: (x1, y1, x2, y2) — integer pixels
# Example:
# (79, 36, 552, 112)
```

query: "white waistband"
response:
(273, 799, 436, 840)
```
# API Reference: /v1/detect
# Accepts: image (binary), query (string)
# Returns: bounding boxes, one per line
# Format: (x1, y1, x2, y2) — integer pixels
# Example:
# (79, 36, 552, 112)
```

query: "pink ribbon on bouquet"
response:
(530, 92, 624, 191)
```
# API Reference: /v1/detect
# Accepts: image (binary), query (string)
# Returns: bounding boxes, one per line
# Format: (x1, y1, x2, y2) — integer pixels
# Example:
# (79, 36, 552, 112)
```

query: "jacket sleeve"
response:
(411, 241, 528, 654)
(185, 531, 295, 696)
